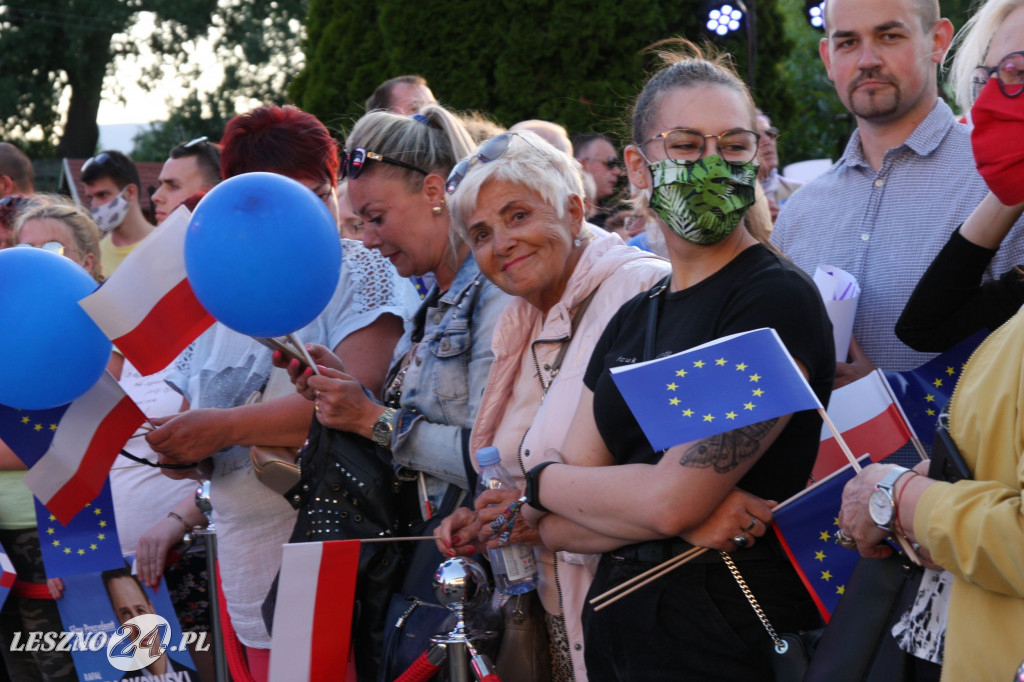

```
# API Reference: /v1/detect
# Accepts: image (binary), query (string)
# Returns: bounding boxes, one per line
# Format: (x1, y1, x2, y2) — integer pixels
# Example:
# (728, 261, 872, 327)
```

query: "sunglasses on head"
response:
(445, 132, 548, 195)
(0, 196, 30, 210)
(183, 135, 221, 166)
(340, 147, 429, 180)
(81, 152, 113, 174)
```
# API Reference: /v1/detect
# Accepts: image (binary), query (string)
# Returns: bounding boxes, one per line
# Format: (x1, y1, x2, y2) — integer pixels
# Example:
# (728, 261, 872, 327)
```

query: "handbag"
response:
(264, 417, 409, 682)
(246, 367, 300, 494)
(495, 590, 551, 682)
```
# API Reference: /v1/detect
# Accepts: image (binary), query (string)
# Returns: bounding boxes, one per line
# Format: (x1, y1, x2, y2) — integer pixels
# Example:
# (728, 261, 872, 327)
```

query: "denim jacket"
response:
(386, 252, 509, 502)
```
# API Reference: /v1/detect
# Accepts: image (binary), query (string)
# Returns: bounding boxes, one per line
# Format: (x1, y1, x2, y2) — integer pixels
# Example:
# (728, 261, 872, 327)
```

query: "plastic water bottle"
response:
(475, 446, 537, 595)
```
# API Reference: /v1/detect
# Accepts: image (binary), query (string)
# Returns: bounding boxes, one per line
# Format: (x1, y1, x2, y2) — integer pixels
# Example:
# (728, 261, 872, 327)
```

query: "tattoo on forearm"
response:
(678, 418, 780, 473)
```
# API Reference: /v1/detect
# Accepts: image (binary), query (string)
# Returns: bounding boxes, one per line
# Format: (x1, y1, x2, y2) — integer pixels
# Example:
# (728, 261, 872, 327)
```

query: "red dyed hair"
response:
(219, 105, 339, 187)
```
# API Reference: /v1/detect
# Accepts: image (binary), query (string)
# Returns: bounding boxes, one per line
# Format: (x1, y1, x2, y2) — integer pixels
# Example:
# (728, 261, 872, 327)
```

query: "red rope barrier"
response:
(216, 560, 257, 682)
(393, 650, 442, 682)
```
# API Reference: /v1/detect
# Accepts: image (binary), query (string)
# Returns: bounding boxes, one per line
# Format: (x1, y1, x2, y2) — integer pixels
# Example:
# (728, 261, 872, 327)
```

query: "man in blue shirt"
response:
(771, 0, 1024, 385)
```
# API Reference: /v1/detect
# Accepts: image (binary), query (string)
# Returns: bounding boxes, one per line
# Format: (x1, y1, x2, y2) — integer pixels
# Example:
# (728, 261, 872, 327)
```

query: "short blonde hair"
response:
(14, 194, 103, 282)
(448, 131, 586, 243)
(948, 0, 1024, 111)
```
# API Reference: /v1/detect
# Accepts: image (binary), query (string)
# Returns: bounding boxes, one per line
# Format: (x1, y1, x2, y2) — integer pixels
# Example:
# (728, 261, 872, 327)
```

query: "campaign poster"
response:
(55, 568, 200, 682)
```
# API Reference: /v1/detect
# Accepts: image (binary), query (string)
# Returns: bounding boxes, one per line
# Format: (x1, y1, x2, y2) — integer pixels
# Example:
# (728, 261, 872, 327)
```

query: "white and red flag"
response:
(0, 548, 15, 609)
(269, 540, 360, 682)
(79, 206, 214, 376)
(21, 372, 147, 524)
(813, 370, 915, 481)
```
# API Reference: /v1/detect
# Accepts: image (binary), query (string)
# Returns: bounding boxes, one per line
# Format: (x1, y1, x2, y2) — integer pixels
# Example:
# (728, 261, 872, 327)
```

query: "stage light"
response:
(805, 1, 826, 30)
(706, 3, 744, 36)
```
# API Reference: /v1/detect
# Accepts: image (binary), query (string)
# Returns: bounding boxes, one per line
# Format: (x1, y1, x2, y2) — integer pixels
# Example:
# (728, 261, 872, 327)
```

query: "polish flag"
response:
(269, 540, 360, 682)
(22, 372, 147, 524)
(0, 548, 15, 609)
(79, 206, 214, 376)
(814, 370, 915, 481)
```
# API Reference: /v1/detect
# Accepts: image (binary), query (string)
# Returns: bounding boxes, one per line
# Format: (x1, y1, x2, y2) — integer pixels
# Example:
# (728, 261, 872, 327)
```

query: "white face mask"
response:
(90, 188, 129, 233)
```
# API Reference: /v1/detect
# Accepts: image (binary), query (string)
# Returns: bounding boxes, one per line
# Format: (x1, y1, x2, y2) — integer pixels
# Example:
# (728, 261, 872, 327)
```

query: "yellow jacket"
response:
(913, 310, 1024, 681)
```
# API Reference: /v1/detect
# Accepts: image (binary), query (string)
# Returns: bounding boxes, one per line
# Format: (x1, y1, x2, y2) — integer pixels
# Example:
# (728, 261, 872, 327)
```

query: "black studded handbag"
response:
(263, 417, 410, 682)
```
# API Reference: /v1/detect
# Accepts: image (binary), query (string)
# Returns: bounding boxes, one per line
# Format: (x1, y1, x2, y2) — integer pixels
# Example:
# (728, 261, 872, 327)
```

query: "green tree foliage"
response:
(290, 0, 795, 146)
(0, 1, 305, 159)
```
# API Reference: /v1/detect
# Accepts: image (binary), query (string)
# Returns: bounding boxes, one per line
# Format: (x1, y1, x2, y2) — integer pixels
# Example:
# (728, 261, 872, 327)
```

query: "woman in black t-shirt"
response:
(518, 41, 834, 680)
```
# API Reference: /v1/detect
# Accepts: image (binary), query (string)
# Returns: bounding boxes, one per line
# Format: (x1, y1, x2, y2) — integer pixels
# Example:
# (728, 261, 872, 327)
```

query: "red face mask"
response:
(971, 79, 1024, 205)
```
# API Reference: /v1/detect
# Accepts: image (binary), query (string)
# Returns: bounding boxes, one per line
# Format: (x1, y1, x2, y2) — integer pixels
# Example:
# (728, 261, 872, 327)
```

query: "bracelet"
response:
(893, 472, 918, 542)
(524, 461, 557, 514)
(167, 512, 192, 534)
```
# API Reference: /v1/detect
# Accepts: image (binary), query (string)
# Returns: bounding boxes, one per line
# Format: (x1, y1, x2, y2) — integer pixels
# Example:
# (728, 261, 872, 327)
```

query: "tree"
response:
(289, 0, 794, 145)
(0, 1, 306, 159)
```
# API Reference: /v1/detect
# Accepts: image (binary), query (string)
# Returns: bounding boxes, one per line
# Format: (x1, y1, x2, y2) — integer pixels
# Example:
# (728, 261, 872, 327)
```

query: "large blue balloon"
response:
(0, 248, 112, 409)
(184, 172, 343, 338)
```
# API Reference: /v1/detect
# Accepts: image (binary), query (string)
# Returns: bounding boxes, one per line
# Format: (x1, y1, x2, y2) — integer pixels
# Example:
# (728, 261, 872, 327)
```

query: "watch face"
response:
(868, 489, 893, 527)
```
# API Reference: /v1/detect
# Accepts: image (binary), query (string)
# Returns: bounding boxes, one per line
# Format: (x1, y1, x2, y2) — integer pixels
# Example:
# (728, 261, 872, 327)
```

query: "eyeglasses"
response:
(16, 241, 66, 256)
(81, 152, 113, 174)
(582, 156, 621, 170)
(641, 128, 761, 165)
(183, 135, 221, 167)
(340, 147, 429, 180)
(759, 127, 780, 144)
(445, 132, 548, 194)
(0, 196, 30, 210)
(972, 51, 1024, 101)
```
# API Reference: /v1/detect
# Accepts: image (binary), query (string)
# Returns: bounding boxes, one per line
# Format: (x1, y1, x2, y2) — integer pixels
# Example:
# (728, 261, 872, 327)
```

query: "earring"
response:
(573, 237, 582, 248)
(432, 205, 443, 216)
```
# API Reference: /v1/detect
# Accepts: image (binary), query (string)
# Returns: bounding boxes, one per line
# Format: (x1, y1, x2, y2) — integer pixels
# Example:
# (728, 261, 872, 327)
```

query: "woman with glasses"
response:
(14, 196, 102, 281)
(839, 2, 1024, 680)
(433, 128, 669, 680)
(486, 42, 834, 680)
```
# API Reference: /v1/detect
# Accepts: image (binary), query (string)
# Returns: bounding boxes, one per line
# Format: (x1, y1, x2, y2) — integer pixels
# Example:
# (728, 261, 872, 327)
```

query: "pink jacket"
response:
(472, 235, 669, 681)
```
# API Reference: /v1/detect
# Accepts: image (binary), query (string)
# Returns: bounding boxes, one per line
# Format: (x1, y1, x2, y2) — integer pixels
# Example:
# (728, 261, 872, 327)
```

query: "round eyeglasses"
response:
(16, 241, 66, 256)
(972, 51, 1024, 102)
(641, 128, 761, 165)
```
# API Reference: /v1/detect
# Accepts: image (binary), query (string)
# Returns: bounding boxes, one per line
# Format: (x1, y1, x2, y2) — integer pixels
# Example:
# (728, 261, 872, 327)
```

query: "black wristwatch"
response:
(524, 461, 557, 514)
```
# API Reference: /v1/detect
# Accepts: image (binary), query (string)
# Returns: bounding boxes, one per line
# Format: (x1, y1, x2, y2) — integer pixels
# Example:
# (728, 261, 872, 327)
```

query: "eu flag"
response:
(35, 478, 123, 577)
(611, 328, 822, 452)
(883, 330, 987, 446)
(773, 458, 868, 620)
(0, 403, 68, 468)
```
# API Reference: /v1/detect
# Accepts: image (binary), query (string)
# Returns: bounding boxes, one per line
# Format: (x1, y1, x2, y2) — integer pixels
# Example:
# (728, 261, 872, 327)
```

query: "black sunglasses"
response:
(0, 196, 30, 210)
(82, 152, 113, 174)
(341, 147, 429, 180)
(445, 132, 547, 194)
(583, 155, 621, 170)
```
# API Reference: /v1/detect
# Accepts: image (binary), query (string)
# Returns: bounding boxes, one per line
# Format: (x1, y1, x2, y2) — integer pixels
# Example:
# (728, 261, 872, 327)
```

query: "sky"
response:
(96, 13, 221, 127)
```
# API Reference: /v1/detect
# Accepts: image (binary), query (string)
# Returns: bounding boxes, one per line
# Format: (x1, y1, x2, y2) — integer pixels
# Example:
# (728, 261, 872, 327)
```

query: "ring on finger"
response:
(834, 528, 857, 549)
(745, 517, 757, 532)
(731, 532, 749, 549)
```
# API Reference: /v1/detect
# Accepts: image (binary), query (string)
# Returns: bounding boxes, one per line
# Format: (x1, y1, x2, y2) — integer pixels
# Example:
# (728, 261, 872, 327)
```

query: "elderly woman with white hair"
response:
(435, 130, 669, 680)
(840, 1, 1024, 679)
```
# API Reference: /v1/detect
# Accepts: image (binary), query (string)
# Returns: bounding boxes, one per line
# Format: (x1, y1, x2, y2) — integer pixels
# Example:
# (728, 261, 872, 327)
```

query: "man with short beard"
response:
(771, 0, 1024, 387)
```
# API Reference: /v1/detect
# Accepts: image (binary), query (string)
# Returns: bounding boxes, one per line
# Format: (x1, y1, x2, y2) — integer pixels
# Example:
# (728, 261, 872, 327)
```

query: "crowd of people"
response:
(1, 0, 1023, 679)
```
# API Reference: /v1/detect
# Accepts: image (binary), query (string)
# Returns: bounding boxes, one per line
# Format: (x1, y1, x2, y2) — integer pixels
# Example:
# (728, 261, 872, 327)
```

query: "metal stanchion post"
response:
(193, 480, 229, 682)
(429, 557, 500, 682)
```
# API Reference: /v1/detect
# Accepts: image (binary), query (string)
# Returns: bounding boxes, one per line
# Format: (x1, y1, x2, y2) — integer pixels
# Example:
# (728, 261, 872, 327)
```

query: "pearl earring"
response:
(573, 237, 582, 248)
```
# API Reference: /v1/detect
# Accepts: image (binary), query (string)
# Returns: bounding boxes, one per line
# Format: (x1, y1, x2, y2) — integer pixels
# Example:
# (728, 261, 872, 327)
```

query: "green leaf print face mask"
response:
(647, 154, 758, 246)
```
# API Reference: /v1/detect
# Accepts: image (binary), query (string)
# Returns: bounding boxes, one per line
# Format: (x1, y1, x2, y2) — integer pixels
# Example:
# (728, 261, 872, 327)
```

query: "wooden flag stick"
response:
(817, 407, 863, 473)
(590, 547, 706, 609)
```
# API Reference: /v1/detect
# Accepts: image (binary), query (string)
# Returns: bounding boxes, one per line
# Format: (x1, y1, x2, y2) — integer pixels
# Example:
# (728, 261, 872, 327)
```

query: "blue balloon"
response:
(184, 172, 343, 338)
(0, 248, 112, 409)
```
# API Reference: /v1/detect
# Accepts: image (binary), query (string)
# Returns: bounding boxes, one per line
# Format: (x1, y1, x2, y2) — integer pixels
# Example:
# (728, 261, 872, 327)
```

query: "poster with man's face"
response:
(55, 568, 199, 682)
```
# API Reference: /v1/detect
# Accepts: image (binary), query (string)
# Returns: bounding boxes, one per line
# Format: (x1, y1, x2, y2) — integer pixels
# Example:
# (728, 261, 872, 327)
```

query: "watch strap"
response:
(525, 461, 557, 514)
(372, 407, 398, 448)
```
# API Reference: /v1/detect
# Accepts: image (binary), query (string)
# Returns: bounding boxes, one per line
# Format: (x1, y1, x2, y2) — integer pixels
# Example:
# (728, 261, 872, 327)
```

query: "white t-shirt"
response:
(165, 239, 413, 648)
(110, 360, 198, 557)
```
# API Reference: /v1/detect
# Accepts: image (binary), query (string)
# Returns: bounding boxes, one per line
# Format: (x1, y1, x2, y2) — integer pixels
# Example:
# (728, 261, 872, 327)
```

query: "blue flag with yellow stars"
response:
(610, 328, 822, 451)
(35, 478, 123, 577)
(0, 403, 68, 468)
(883, 330, 988, 446)
(772, 458, 869, 621)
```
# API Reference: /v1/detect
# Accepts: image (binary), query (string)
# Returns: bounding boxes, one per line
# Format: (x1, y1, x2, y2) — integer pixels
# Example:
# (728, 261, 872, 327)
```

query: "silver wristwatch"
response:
(371, 407, 398, 448)
(868, 466, 911, 532)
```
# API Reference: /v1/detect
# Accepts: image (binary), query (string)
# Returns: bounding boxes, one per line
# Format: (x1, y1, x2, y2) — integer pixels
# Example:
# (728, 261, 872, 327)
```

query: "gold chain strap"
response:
(719, 551, 789, 654)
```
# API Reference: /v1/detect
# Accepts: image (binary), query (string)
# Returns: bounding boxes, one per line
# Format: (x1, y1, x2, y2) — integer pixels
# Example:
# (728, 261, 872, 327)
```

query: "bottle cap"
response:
(475, 446, 500, 467)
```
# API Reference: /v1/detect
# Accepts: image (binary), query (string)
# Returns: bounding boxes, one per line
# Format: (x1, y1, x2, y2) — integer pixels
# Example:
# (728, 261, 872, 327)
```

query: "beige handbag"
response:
(246, 367, 300, 494)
